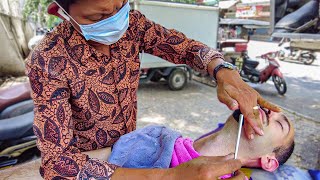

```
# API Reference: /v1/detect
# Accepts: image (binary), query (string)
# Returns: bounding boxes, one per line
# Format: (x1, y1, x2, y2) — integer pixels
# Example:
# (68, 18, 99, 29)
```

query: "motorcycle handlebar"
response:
(258, 52, 277, 59)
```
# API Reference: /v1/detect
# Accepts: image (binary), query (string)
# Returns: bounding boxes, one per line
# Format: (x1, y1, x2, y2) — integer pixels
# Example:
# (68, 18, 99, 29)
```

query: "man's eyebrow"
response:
(282, 114, 290, 135)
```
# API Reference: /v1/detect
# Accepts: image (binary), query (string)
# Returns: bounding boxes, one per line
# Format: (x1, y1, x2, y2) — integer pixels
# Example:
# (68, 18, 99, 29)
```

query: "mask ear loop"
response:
(54, 1, 85, 36)
(57, 8, 70, 21)
(54, 1, 80, 26)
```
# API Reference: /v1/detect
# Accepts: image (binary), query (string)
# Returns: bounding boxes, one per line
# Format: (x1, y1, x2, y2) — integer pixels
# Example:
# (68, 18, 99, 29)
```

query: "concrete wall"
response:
(0, 0, 34, 76)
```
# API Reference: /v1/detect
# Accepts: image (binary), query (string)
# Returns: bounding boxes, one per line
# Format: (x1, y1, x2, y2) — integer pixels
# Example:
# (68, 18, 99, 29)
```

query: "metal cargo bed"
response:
(134, 1, 219, 69)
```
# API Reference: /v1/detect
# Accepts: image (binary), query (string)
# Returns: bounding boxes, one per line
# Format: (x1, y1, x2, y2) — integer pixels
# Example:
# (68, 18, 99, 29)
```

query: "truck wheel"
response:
(167, 68, 187, 91)
(150, 71, 163, 82)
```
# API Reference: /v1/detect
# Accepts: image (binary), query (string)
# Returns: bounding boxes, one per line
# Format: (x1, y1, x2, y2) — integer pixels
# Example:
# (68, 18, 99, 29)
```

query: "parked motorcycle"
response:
(277, 41, 316, 65)
(0, 83, 39, 169)
(232, 52, 287, 95)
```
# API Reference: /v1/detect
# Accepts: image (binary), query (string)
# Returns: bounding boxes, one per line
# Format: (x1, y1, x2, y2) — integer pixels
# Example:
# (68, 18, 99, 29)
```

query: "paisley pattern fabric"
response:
(25, 10, 223, 179)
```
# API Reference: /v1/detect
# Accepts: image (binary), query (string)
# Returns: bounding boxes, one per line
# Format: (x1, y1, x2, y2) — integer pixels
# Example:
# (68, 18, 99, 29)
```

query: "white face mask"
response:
(55, 1, 130, 45)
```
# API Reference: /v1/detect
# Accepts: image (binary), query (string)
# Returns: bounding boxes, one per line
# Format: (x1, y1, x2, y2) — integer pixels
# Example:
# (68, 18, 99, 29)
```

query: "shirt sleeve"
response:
(25, 55, 118, 180)
(134, 10, 224, 75)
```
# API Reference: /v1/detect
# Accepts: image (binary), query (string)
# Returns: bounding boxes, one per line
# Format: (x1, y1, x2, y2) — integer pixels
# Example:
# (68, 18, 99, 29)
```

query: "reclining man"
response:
(107, 107, 295, 176)
(0, 107, 294, 180)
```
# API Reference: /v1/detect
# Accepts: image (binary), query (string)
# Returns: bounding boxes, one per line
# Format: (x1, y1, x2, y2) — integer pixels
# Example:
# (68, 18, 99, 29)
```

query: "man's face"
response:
(258, 108, 294, 149)
(228, 108, 294, 159)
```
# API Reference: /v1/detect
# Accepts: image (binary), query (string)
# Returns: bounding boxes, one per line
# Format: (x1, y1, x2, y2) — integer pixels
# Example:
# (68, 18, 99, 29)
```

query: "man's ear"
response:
(260, 154, 279, 172)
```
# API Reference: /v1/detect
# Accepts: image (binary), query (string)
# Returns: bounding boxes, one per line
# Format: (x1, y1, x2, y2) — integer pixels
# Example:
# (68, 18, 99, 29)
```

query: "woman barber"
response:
(26, 0, 280, 179)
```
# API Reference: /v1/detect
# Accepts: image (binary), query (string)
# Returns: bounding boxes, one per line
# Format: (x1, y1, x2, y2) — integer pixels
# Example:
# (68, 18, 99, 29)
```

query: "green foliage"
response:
(23, 0, 58, 28)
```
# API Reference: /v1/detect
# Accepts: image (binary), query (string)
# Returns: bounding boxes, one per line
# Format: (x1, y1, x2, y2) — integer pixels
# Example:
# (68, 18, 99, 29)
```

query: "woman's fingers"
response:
(222, 84, 264, 136)
(217, 86, 239, 110)
(210, 159, 242, 178)
(257, 95, 282, 112)
(239, 99, 264, 136)
(173, 157, 243, 180)
(218, 84, 264, 136)
(215, 70, 281, 139)
(244, 122, 255, 140)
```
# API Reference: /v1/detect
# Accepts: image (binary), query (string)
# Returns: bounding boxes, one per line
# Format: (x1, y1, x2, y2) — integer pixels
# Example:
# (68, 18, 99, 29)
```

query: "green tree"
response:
(23, 0, 58, 28)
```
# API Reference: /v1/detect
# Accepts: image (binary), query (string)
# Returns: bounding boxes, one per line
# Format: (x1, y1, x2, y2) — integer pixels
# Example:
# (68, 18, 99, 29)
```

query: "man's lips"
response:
(233, 108, 267, 125)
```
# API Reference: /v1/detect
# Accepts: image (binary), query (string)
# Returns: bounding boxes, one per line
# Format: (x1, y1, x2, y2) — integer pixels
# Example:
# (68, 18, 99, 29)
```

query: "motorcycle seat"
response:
(274, 0, 319, 33)
(0, 82, 32, 113)
(243, 66, 261, 77)
(244, 59, 259, 69)
(0, 101, 34, 141)
(0, 112, 34, 141)
(0, 100, 34, 119)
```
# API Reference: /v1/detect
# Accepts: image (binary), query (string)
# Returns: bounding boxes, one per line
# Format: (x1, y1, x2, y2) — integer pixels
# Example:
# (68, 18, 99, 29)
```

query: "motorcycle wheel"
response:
(273, 75, 287, 95)
(277, 51, 285, 61)
(301, 54, 315, 65)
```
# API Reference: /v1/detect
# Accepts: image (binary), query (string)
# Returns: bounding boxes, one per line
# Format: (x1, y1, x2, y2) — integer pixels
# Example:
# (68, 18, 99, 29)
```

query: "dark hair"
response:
(273, 141, 295, 165)
(55, 0, 78, 12)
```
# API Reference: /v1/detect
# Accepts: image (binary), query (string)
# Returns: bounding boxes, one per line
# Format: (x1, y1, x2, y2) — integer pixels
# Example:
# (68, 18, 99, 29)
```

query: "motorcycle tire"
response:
(302, 54, 315, 65)
(273, 75, 287, 95)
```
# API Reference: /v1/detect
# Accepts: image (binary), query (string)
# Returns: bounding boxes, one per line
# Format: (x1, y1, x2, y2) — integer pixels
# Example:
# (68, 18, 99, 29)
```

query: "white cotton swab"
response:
(232, 114, 244, 177)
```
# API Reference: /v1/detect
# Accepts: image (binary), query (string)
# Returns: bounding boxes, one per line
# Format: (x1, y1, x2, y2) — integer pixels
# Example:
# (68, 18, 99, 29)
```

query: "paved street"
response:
(247, 41, 320, 120)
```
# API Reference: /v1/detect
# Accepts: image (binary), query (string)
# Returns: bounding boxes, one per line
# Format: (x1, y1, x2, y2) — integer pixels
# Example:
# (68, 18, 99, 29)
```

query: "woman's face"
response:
(67, 0, 128, 27)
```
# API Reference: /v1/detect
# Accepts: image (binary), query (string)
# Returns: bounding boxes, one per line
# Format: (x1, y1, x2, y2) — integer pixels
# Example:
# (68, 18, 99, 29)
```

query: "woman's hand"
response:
(215, 68, 281, 139)
(112, 156, 246, 180)
(170, 156, 245, 180)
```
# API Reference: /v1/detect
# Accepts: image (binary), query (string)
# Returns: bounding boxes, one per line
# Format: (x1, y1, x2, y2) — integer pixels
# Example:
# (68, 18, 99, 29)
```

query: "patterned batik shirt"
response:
(25, 10, 223, 179)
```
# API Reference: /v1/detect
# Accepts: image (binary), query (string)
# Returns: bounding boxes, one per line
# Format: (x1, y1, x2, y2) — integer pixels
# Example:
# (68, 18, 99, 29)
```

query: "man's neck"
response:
(194, 127, 237, 157)
(193, 119, 250, 158)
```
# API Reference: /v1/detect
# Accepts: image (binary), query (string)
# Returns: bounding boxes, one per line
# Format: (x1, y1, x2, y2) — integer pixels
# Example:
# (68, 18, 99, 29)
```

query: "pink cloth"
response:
(169, 138, 247, 180)
(170, 137, 200, 168)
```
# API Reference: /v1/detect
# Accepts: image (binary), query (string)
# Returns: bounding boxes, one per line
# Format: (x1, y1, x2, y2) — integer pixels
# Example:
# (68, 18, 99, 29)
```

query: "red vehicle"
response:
(232, 52, 287, 95)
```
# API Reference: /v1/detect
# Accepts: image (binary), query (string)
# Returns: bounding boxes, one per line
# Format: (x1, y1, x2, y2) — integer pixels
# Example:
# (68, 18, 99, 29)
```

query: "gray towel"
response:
(108, 125, 181, 168)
